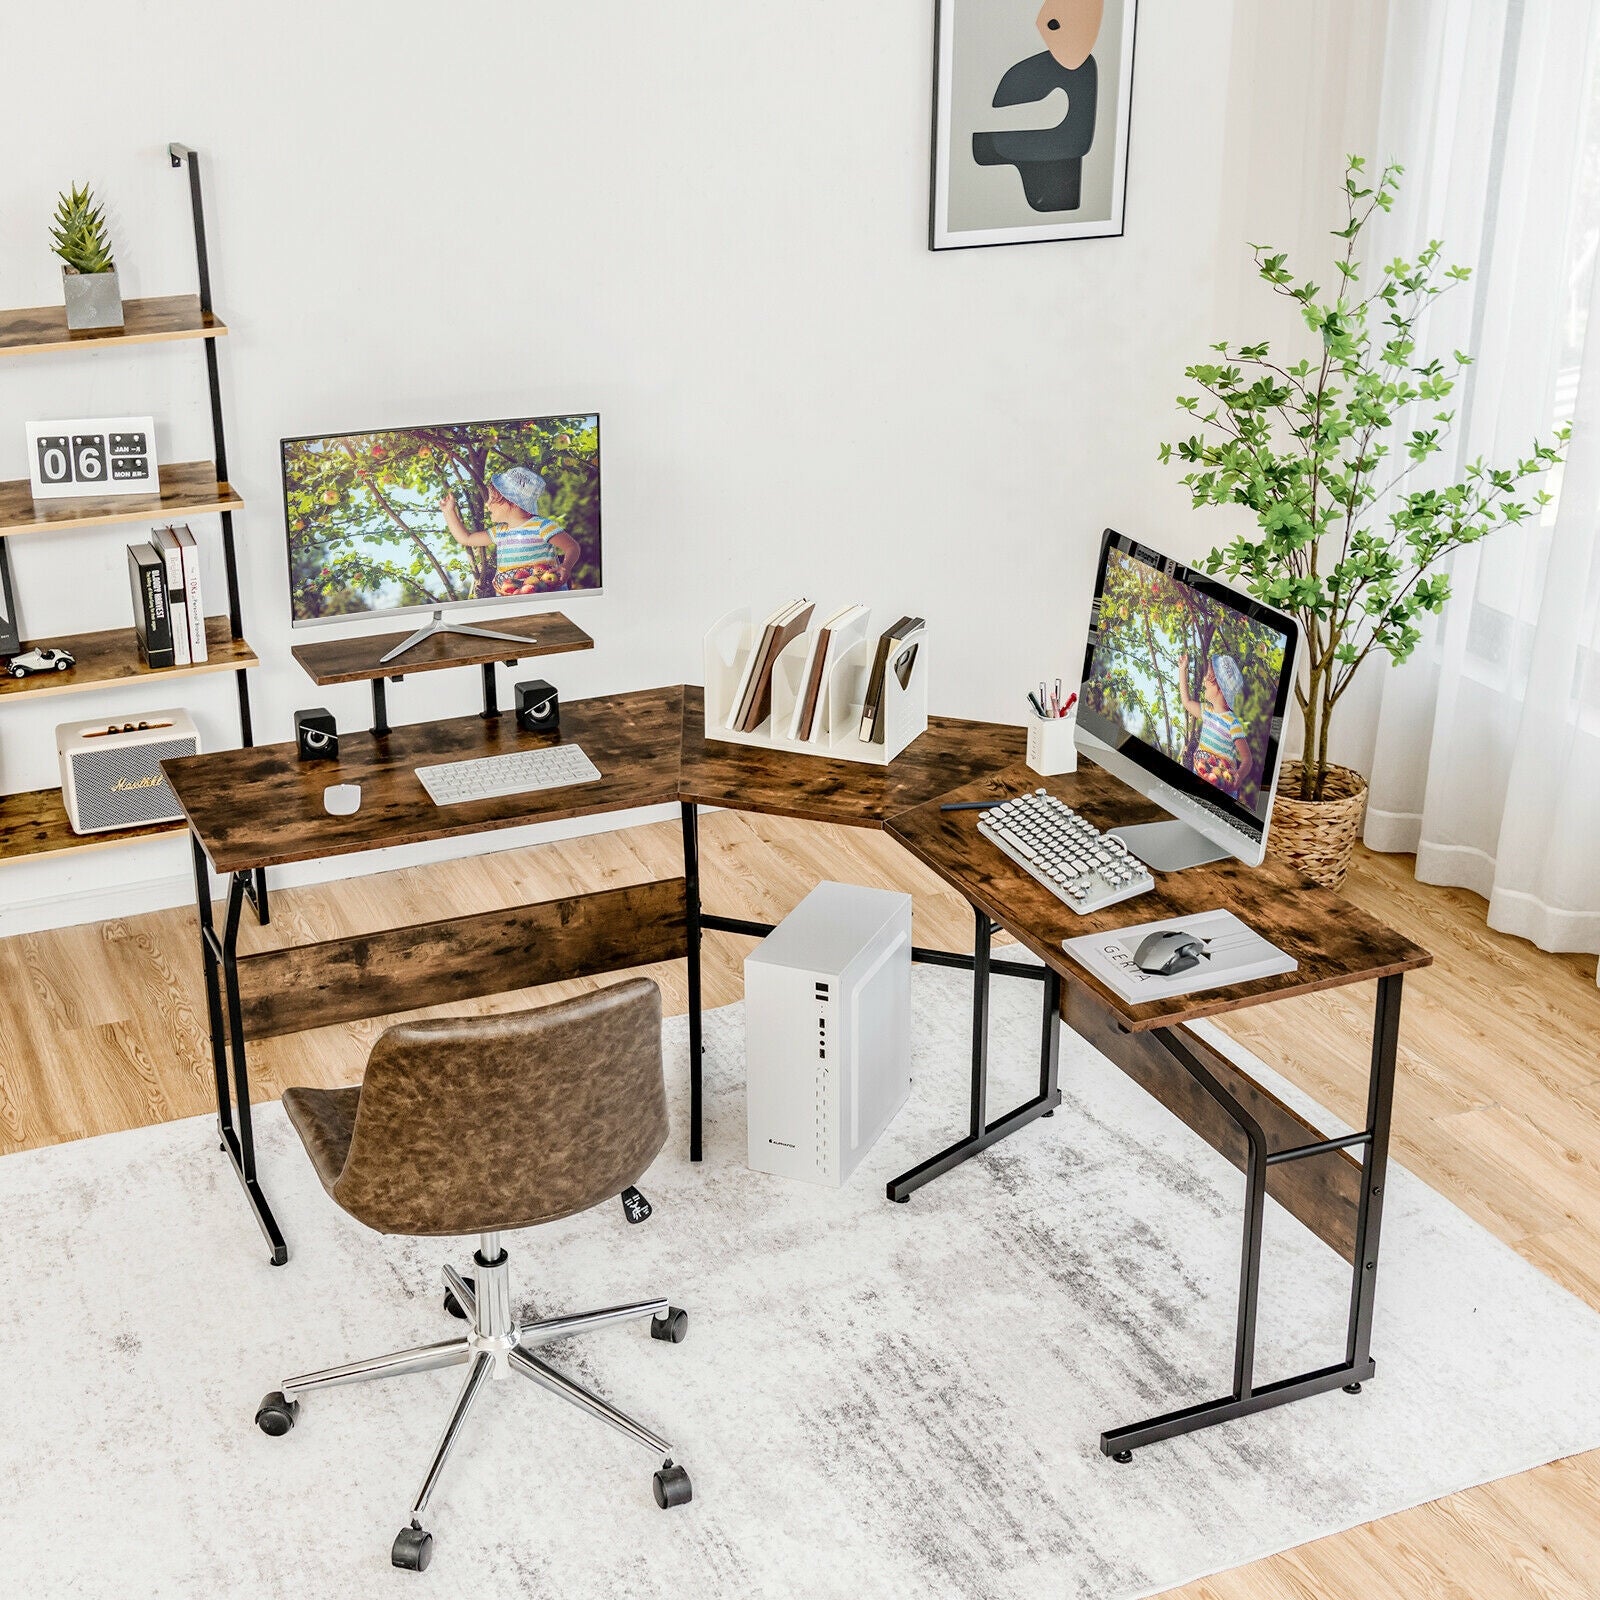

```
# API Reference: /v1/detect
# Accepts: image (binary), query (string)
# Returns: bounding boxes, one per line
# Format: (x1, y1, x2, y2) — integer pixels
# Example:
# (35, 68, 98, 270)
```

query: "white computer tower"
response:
(745, 881, 912, 1187)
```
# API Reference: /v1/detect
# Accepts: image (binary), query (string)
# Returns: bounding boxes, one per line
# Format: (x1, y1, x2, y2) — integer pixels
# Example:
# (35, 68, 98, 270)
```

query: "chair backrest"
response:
(329, 977, 668, 1236)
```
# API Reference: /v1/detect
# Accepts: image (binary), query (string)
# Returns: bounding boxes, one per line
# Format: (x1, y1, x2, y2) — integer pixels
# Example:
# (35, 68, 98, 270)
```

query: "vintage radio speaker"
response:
(55, 709, 200, 835)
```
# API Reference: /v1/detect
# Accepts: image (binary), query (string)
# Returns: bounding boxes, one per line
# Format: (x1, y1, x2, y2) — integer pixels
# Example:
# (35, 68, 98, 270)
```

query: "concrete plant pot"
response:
(62, 266, 123, 331)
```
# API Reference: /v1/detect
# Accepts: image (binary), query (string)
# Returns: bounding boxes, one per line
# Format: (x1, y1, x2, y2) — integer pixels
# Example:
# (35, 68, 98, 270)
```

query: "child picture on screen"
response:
(1079, 545, 1287, 819)
(441, 465, 580, 595)
(282, 415, 601, 622)
(1178, 651, 1253, 798)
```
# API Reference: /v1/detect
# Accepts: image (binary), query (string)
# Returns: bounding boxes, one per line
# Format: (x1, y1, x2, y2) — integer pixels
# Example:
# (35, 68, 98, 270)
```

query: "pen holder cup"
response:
(1026, 716, 1078, 777)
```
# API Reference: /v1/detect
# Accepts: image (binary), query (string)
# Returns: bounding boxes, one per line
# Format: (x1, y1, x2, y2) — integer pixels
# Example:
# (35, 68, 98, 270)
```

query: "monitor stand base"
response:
(1110, 818, 1231, 873)
(378, 610, 533, 666)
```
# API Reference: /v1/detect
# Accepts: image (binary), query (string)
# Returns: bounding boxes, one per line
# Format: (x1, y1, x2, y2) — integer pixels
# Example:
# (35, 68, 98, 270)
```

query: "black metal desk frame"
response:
(867, 865, 1406, 1456)
(189, 794, 1400, 1463)
(1090, 975, 1401, 1458)
(188, 802, 1063, 1269)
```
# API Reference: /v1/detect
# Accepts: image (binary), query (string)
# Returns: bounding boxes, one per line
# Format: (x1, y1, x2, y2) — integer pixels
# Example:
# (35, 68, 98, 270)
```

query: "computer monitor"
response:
(281, 413, 601, 662)
(1076, 529, 1301, 871)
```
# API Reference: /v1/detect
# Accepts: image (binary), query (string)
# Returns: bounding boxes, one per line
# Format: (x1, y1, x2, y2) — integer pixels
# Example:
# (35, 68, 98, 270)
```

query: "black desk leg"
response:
(191, 834, 288, 1266)
(680, 801, 704, 1163)
(1346, 972, 1402, 1375)
(1039, 966, 1062, 1110)
(1100, 975, 1403, 1459)
(886, 904, 1063, 1203)
(241, 866, 270, 927)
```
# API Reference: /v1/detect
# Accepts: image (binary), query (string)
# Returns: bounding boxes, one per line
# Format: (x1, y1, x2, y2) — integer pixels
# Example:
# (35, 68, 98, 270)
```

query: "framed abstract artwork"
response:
(930, 0, 1138, 250)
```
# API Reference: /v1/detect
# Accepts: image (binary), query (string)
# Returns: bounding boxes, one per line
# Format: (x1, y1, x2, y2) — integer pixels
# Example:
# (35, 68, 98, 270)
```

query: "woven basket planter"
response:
(1267, 763, 1368, 890)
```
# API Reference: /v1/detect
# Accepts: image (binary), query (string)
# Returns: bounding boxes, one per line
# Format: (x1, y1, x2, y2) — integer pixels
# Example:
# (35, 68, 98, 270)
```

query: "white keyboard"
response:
(415, 743, 602, 806)
(978, 789, 1155, 914)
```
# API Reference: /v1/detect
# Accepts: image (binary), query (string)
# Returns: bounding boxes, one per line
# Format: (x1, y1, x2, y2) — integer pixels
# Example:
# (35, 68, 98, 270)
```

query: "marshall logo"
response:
(110, 774, 166, 793)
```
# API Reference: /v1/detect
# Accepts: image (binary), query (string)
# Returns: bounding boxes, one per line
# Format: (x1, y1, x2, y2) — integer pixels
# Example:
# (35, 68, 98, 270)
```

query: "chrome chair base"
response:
(256, 1232, 692, 1571)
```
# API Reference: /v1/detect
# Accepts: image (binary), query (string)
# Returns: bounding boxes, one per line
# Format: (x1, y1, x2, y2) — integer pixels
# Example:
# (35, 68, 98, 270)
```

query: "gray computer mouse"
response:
(1133, 930, 1209, 977)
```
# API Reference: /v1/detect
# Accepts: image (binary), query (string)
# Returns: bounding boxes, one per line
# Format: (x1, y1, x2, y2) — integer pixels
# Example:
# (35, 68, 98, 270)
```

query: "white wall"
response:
(0, 0, 1382, 933)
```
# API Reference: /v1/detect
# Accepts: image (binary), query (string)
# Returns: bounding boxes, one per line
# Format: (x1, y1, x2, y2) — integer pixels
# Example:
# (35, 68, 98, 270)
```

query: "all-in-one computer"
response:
(1076, 528, 1300, 871)
(281, 412, 602, 664)
(980, 529, 1301, 913)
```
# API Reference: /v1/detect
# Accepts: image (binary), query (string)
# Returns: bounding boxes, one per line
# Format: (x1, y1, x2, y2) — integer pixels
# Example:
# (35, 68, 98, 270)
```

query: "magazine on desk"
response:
(1062, 909, 1297, 1004)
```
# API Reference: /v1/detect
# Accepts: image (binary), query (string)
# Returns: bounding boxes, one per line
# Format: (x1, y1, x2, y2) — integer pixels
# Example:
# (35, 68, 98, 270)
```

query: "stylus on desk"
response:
(940, 800, 1002, 812)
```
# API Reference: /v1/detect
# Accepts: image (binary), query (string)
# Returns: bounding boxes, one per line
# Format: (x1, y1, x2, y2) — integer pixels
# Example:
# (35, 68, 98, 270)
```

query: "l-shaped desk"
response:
(164, 682, 1429, 1458)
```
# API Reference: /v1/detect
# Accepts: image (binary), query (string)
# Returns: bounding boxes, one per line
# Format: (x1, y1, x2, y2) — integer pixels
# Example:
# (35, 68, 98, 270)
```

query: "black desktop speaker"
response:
(515, 679, 560, 734)
(294, 707, 339, 761)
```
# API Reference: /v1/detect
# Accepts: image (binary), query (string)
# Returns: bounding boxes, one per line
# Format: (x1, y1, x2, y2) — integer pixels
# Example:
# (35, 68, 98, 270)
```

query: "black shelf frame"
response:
(169, 143, 267, 923)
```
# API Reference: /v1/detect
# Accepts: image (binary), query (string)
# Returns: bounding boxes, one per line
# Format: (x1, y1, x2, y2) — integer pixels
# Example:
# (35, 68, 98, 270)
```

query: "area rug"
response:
(4, 964, 1599, 1599)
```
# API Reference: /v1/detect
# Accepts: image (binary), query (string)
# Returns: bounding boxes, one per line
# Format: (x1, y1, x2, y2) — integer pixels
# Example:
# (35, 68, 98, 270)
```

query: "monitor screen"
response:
(1079, 532, 1298, 836)
(281, 413, 601, 626)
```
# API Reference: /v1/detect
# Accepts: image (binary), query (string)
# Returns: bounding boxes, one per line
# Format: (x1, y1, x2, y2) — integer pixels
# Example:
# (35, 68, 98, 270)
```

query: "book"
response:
(736, 599, 814, 732)
(170, 523, 208, 663)
(725, 600, 797, 730)
(150, 526, 192, 666)
(789, 602, 869, 741)
(858, 616, 922, 743)
(0, 541, 19, 659)
(726, 598, 808, 731)
(127, 542, 174, 669)
(1060, 909, 1297, 1004)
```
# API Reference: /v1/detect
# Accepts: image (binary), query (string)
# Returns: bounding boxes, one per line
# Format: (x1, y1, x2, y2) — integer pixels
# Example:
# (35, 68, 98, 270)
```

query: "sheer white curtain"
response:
(1363, 0, 1600, 972)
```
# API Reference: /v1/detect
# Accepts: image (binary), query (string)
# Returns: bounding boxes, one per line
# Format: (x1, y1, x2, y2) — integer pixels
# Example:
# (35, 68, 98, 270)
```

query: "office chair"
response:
(253, 977, 692, 1573)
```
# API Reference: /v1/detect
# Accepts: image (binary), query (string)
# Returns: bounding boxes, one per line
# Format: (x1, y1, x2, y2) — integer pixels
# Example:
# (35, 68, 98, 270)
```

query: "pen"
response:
(1027, 690, 1048, 719)
(1061, 690, 1077, 719)
(940, 800, 1002, 812)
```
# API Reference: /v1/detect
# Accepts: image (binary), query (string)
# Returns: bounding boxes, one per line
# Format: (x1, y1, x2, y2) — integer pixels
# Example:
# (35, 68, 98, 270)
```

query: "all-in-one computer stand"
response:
(379, 609, 535, 666)
(1108, 818, 1231, 872)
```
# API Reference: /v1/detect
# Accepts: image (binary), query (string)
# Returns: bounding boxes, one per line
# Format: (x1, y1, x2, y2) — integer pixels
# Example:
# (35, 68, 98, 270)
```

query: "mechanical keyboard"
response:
(977, 788, 1155, 914)
(415, 743, 602, 806)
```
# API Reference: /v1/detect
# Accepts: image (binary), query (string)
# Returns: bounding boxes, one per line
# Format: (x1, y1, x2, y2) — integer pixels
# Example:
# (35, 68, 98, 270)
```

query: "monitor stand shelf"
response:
(292, 609, 593, 735)
(703, 605, 928, 767)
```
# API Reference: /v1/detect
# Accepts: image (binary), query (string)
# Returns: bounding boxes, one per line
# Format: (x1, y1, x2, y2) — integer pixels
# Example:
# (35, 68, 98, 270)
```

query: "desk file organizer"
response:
(704, 606, 929, 765)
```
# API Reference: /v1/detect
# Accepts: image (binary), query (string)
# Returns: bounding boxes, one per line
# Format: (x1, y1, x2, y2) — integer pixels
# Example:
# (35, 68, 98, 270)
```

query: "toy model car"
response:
(7, 646, 75, 678)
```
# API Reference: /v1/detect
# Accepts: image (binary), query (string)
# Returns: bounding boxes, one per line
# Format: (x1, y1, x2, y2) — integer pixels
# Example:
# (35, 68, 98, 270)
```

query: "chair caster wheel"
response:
(1343, 1381, 1363, 1394)
(1112, 1449, 1133, 1464)
(651, 1306, 689, 1344)
(255, 1391, 298, 1436)
(443, 1277, 475, 1320)
(392, 1523, 433, 1571)
(653, 1462, 693, 1508)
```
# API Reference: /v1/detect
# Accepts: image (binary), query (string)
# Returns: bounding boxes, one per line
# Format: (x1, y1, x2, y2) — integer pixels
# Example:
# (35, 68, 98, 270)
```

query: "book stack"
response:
(704, 600, 930, 767)
(127, 524, 208, 669)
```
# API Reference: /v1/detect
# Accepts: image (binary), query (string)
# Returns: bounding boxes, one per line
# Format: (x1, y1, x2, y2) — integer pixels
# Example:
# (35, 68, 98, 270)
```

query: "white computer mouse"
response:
(1133, 929, 1209, 977)
(323, 782, 361, 816)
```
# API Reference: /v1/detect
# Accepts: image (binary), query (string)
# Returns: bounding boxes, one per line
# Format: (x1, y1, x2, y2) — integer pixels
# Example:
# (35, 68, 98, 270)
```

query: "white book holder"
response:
(703, 606, 929, 766)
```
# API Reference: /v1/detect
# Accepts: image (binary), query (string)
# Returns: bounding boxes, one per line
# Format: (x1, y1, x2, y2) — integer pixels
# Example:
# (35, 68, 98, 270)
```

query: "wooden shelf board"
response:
(0, 785, 187, 864)
(292, 610, 594, 685)
(0, 294, 227, 358)
(0, 462, 242, 538)
(0, 617, 256, 704)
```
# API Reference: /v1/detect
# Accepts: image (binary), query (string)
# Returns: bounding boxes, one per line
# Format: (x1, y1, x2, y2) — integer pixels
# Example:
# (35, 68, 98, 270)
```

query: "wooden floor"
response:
(2, 812, 1598, 1598)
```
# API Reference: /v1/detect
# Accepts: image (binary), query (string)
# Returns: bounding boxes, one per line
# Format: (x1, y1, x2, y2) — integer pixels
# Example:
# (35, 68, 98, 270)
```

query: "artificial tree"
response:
(1160, 156, 1567, 803)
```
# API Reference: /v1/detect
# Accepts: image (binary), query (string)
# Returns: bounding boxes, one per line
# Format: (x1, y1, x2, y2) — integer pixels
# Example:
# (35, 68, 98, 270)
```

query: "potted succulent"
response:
(1159, 157, 1568, 888)
(51, 183, 122, 330)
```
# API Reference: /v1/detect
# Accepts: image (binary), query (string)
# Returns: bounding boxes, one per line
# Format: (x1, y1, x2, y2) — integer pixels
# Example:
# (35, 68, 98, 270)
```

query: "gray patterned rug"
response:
(4, 963, 1600, 1598)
